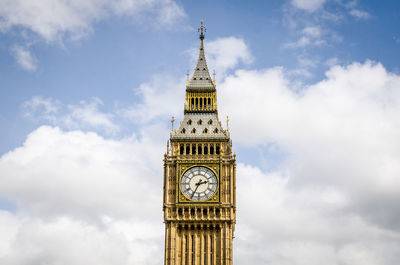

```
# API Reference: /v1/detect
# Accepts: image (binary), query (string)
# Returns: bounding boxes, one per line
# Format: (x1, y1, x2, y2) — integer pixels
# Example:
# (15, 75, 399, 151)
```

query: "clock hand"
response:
(191, 179, 209, 199)
(191, 184, 200, 199)
(190, 179, 202, 199)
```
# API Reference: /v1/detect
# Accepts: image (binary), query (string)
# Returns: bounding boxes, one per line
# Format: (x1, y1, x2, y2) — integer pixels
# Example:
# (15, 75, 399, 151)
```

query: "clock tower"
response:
(163, 20, 236, 265)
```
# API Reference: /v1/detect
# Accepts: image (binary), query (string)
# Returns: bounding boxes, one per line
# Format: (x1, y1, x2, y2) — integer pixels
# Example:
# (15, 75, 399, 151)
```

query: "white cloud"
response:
(0, 212, 163, 265)
(219, 61, 400, 233)
(291, 0, 327, 12)
(0, 121, 168, 264)
(284, 26, 326, 49)
(122, 75, 185, 123)
(349, 9, 372, 19)
(325, 57, 340, 67)
(302, 26, 321, 37)
(23, 97, 119, 134)
(0, 125, 166, 220)
(235, 164, 397, 265)
(284, 36, 311, 48)
(205, 37, 253, 77)
(1, 0, 185, 71)
(22, 96, 60, 121)
(11, 45, 37, 71)
(65, 98, 119, 134)
(0, 0, 185, 43)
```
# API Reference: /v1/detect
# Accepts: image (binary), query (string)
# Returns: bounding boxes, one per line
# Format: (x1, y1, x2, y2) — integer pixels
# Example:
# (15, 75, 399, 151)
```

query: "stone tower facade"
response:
(163, 21, 236, 265)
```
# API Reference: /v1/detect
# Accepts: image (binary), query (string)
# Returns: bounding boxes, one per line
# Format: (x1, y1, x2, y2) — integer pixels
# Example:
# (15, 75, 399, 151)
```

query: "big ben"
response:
(163, 20, 236, 265)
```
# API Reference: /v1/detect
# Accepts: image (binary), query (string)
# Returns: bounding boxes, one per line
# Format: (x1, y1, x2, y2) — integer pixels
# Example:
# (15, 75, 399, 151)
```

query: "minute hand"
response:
(191, 183, 200, 199)
(191, 180, 208, 199)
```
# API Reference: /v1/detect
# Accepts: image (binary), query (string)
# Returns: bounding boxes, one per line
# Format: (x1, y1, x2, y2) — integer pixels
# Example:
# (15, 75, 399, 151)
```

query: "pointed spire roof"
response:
(187, 20, 215, 89)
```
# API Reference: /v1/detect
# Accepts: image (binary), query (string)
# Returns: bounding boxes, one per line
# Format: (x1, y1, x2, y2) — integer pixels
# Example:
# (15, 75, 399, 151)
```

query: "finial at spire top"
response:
(198, 19, 206, 40)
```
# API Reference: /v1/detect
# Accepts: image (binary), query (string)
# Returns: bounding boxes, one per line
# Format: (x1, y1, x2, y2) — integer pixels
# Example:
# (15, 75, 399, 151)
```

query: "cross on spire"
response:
(198, 19, 206, 40)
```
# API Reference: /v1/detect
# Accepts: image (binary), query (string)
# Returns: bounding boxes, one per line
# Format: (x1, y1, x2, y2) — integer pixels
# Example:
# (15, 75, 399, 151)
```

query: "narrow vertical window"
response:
(192, 144, 196, 155)
(204, 145, 208, 155)
(180, 144, 184, 155)
(196, 98, 198, 109)
(216, 145, 220, 154)
(210, 235, 213, 265)
(198, 145, 202, 155)
(181, 232, 184, 265)
(192, 235, 195, 265)
(191, 98, 194, 109)
(204, 235, 207, 265)
(185, 235, 188, 265)
(210, 145, 214, 155)
(186, 144, 190, 155)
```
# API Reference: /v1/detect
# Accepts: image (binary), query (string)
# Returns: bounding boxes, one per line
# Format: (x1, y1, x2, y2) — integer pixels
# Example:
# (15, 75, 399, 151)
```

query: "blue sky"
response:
(1, 0, 400, 154)
(1, 1, 400, 264)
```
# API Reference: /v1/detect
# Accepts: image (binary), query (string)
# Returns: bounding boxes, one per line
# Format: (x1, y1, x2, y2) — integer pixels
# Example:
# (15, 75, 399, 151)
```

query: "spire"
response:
(170, 20, 228, 140)
(187, 20, 214, 89)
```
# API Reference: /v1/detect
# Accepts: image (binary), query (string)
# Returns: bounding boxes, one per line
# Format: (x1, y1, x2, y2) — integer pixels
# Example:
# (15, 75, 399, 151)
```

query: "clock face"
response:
(180, 166, 218, 201)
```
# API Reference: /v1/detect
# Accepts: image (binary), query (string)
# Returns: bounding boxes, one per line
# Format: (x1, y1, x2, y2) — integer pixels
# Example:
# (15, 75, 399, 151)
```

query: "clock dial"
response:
(180, 166, 218, 201)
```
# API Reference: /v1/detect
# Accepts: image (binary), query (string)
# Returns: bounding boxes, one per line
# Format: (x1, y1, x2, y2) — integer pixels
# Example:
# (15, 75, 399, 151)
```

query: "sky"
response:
(0, 0, 400, 264)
